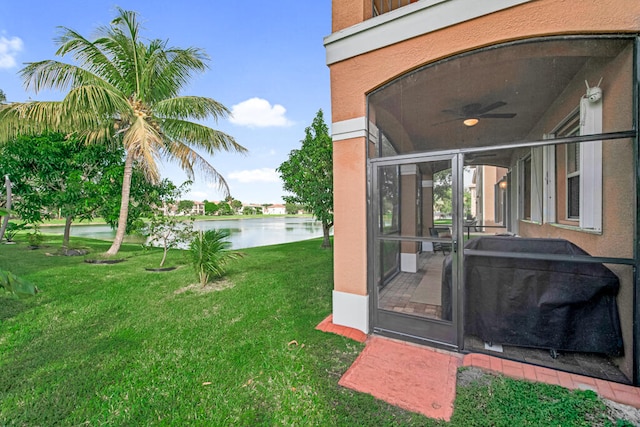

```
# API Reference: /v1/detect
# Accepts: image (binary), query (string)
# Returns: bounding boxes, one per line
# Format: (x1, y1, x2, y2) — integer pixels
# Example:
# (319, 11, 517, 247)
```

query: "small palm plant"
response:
(187, 229, 243, 286)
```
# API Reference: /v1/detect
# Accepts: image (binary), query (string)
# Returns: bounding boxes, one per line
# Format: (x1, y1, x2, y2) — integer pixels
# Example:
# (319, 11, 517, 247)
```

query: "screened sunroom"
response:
(367, 36, 638, 384)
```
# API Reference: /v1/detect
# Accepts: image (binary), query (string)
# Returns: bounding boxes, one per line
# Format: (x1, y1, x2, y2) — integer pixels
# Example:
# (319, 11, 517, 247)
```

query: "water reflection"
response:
(41, 217, 328, 249)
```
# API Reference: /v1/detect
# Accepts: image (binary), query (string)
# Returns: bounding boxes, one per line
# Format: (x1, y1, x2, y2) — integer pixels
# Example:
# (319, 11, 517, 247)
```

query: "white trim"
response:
(530, 147, 543, 223)
(542, 145, 556, 223)
(422, 241, 434, 252)
(400, 252, 418, 273)
(324, 0, 533, 65)
(332, 290, 369, 334)
(332, 117, 367, 141)
(422, 180, 434, 188)
(579, 96, 603, 231)
(400, 164, 418, 175)
(517, 155, 529, 220)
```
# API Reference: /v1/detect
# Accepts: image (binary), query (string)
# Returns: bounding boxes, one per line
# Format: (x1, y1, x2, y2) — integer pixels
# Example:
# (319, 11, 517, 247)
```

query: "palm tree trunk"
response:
(106, 153, 134, 256)
(0, 175, 12, 242)
(62, 215, 73, 248)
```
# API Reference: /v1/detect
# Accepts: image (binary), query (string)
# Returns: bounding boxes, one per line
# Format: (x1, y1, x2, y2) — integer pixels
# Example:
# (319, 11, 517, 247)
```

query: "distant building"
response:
(264, 204, 286, 215)
(190, 201, 205, 216)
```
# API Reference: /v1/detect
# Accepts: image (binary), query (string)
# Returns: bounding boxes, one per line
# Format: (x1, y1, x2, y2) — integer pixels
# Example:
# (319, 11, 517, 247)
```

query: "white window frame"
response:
(543, 96, 602, 232)
(530, 146, 544, 223)
(517, 149, 543, 224)
(542, 144, 556, 223)
(566, 142, 581, 221)
(578, 96, 603, 231)
(518, 155, 531, 221)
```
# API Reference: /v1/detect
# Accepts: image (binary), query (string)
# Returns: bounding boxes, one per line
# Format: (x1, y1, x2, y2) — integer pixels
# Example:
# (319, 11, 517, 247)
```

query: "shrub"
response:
(187, 229, 243, 286)
(27, 226, 44, 247)
(143, 213, 194, 267)
(0, 269, 38, 296)
(4, 222, 28, 242)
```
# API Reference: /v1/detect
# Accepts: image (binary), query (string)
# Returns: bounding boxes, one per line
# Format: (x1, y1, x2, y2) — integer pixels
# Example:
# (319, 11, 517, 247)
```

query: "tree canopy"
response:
(0, 132, 178, 248)
(0, 133, 124, 247)
(277, 109, 333, 248)
(0, 8, 246, 256)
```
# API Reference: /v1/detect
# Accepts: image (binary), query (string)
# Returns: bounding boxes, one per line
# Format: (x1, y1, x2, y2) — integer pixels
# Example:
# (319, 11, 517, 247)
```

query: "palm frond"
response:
(163, 140, 230, 196)
(21, 60, 84, 93)
(148, 46, 209, 101)
(160, 118, 247, 155)
(154, 96, 230, 120)
(62, 84, 131, 117)
(79, 126, 119, 146)
(54, 27, 124, 84)
(110, 7, 141, 43)
(122, 117, 163, 183)
(187, 229, 243, 285)
(0, 101, 66, 140)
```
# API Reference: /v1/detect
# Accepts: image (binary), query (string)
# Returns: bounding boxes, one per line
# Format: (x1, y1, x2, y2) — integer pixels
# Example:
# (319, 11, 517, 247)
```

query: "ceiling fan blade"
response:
(431, 117, 462, 126)
(476, 101, 507, 115)
(478, 113, 517, 119)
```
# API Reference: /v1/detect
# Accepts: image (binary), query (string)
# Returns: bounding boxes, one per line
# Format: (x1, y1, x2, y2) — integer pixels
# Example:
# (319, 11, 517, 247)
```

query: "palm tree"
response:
(0, 8, 246, 255)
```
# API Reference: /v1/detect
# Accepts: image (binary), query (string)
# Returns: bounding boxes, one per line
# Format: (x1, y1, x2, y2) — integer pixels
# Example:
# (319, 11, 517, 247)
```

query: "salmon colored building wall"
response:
(479, 166, 508, 227)
(327, 0, 640, 342)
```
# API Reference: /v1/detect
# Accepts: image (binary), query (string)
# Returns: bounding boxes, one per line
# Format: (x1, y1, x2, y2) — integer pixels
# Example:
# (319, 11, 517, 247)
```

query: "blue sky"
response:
(0, 1, 332, 204)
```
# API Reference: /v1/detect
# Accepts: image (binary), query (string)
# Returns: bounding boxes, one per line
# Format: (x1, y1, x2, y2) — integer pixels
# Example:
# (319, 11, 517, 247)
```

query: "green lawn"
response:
(0, 235, 626, 425)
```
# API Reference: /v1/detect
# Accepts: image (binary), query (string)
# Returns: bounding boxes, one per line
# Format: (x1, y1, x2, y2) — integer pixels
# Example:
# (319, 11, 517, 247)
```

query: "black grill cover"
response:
(442, 236, 623, 356)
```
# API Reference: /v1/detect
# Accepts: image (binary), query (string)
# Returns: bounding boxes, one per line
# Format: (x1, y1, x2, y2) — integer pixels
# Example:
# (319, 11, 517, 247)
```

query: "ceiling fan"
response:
(435, 101, 517, 126)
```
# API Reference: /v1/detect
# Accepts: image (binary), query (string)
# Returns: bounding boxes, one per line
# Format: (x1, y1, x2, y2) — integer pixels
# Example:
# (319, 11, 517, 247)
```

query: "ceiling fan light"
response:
(463, 118, 479, 127)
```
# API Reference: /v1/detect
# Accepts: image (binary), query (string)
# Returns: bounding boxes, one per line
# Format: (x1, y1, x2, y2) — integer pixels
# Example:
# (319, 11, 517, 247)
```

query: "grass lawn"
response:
(0, 235, 626, 425)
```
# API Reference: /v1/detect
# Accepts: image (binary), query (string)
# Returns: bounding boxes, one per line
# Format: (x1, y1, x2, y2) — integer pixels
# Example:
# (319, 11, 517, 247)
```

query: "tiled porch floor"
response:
(378, 251, 446, 320)
(376, 250, 629, 383)
(465, 335, 629, 383)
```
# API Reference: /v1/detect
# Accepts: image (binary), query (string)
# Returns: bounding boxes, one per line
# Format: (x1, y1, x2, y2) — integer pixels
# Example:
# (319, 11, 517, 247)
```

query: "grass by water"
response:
(0, 235, 629, 425)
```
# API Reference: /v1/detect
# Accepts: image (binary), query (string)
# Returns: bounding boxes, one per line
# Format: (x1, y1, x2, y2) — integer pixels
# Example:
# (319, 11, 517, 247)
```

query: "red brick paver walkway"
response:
(316, 314, 640, 420)
(315, 314, 367, 342)
(463, 353, 640, 408)
(339, 335, 462, 421)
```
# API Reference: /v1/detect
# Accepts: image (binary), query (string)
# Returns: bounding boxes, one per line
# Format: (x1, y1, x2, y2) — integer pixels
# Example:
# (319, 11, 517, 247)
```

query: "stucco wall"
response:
(330, 0, 640, 122)
(333, 137, 368, 296)
(332, 1, 371, 33)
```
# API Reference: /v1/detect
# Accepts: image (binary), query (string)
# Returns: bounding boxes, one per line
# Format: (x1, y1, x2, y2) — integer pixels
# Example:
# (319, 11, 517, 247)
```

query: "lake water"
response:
(41, 216, 327, 249)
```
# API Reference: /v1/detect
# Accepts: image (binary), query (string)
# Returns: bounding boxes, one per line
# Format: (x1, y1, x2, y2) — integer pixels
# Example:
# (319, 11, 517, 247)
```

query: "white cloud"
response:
(0, 35, 23, 69)
(189, 191, 209, 200)
(229, 97, 294, 128)
(228, 168, 280, 183)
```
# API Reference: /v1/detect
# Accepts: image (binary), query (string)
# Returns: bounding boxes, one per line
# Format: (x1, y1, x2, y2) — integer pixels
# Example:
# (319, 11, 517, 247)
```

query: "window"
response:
(518, 148, 543, 223)
(566, 142, 580, 219)
(557, 109, 581, 220)
(521, 156, 532, 220)
(542, 96, 602, 231)
(517, 94, 602, 232)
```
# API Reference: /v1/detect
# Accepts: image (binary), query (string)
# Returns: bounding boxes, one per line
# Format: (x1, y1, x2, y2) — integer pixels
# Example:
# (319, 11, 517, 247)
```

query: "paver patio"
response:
(317, 315, 640, 420)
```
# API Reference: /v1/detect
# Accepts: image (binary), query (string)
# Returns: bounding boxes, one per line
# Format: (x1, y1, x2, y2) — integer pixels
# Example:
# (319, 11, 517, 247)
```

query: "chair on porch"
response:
(463, 218, 478, 238)
(429, 227, 452, 255)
